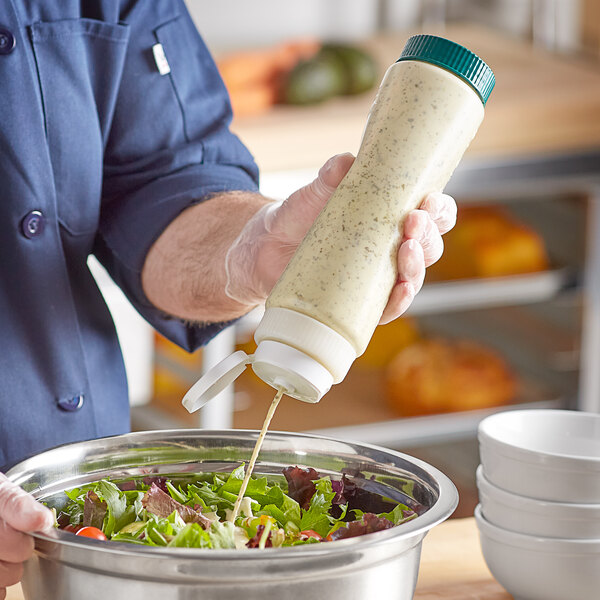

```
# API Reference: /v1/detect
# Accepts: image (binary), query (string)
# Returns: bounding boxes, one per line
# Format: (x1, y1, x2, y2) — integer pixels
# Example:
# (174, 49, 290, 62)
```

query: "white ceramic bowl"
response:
(478, 409, 600, 502)
(475, 505, 600, 600)
(476, 465, 600, 539)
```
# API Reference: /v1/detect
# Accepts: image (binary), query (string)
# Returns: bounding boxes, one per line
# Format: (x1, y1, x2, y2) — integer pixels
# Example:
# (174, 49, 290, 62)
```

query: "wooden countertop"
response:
(230, 24, 600, 173)
(414, 517, 510, 599)
(7, 517, 510, 600)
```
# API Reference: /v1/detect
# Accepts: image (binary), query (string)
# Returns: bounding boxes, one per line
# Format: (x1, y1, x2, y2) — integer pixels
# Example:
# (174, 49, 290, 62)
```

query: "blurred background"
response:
(90, 0, 600, 517)
(187, 0, 584, 54)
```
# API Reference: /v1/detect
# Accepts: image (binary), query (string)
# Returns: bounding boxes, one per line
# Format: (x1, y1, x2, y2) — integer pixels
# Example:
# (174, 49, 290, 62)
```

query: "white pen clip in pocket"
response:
(152, 43, 171, 76)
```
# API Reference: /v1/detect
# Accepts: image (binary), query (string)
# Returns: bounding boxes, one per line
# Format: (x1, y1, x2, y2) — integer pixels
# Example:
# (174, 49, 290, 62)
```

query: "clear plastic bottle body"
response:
(262, 60, 484, 362)
(251, 59, 486, 401)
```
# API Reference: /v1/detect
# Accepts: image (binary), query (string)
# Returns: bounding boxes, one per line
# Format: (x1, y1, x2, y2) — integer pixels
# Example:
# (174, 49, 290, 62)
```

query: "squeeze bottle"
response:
(182, 34, 495, 413)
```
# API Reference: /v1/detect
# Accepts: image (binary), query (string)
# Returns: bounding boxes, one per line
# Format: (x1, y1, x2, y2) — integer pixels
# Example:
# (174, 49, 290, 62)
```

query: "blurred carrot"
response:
(228, 84, 278, 118)
(217, 38, 321, 117)
(272, 38, 321, 72)
(218, 49, 279, 90)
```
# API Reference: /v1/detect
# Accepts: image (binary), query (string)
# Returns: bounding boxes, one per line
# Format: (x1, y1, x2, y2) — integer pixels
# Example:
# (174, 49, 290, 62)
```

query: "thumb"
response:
(299, 152, 355, 212)
(272, 153, 355, 242)
(0, 473, 55, 533)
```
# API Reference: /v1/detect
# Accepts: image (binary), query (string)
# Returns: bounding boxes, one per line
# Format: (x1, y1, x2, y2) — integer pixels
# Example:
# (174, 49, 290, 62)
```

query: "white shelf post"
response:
(578, 188, 600, 413)
(198, 325, 237, 429)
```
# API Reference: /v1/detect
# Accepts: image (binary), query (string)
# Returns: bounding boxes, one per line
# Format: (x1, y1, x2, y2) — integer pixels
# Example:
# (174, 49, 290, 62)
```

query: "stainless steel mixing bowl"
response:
(7, 429, 458, 600)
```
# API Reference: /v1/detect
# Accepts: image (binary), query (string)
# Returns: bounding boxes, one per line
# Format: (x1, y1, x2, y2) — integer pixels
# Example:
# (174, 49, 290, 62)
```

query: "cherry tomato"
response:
(75, 526, 107, 541)
(299, 529, 322, 541)
(63, 524, 82, 534)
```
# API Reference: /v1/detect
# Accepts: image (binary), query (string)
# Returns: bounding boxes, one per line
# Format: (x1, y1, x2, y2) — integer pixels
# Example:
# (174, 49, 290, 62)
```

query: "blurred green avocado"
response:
(320, 43, 378, 95)
(283, 43, 377, 105)
(282, 54, 346, 105)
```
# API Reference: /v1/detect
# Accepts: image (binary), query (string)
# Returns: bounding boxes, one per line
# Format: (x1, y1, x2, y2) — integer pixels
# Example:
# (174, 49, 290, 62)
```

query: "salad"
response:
(52, 465, 420, 549)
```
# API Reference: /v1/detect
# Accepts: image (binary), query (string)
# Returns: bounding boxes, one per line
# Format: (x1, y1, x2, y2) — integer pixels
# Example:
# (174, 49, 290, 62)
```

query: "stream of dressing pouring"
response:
(228, 388, 284, 522)
(180, 352, 289, 523)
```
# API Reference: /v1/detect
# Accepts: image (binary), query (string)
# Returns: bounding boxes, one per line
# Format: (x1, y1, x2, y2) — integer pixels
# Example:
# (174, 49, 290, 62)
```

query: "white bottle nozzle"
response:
(251, 340, 334, 403)
(182, 309, 357, 412)
(181, 341, 335, 413)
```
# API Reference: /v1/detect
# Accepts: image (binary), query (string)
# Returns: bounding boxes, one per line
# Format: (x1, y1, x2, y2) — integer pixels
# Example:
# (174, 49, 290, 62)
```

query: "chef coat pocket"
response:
(154, 15, 231, 146)
(29, 19, 130, 235)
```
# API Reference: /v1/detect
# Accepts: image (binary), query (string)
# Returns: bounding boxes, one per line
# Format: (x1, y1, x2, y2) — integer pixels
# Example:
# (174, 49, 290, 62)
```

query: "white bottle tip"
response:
(252, 340, 333, 403)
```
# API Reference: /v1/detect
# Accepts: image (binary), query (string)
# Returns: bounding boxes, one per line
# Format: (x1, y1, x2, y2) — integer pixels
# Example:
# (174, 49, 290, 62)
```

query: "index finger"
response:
(0, 474, 54, 533)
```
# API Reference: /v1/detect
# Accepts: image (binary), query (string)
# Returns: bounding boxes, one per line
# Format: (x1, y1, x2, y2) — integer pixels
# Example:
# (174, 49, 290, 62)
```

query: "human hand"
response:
(0, 473, 54, 597)
(379, 188, 457, 324)
(225, 153, 456, 321)
(225, 153, 356, 307)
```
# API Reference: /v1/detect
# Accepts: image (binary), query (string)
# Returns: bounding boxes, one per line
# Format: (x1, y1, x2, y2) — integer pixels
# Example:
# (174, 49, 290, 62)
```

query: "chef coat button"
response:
(21, 210, 46, 239)
(57, 395, 85, 412)
(0, 28, 16, 55)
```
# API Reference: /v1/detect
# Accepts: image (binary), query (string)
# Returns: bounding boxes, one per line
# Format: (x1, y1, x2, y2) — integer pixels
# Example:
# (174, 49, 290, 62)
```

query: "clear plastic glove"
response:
(0, 472, 54, 596)
(225, 153, 457, 323)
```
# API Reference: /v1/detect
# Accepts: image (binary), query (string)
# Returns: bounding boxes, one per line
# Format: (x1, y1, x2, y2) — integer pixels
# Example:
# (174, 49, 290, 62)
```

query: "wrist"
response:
(142, 192, 271, 323)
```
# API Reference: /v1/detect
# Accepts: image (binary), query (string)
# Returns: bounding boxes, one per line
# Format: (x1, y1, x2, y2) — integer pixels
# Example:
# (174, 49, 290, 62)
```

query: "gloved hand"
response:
(0, 472, 54, 596)
(225, 153, 456, 323)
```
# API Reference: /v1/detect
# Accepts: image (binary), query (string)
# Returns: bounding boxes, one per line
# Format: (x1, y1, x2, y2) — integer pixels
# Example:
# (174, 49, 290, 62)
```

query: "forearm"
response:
(141, 191, 271, 323)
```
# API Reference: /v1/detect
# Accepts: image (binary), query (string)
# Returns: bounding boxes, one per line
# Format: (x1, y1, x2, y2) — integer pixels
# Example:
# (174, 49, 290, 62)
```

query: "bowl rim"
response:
(474, 505, 600, 552)
(9, 428, 459, 559)
(478, 409, 600, 467)
(476, 466, 600, 515)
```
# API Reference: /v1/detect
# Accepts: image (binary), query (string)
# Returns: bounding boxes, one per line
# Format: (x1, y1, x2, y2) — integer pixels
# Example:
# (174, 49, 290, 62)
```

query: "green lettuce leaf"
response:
(188, 482, 234, 515)
(166, 480, 189, 504)
(209, 521, 237, 549)
(299, 478, 336, 537)
(376, 503, 418, 525)
(98, 480, 127, 537)
(168, 523, 212, 548)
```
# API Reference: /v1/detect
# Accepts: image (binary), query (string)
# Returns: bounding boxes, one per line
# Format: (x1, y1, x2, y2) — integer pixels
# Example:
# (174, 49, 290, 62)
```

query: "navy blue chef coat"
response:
(0, 0, 259, 470)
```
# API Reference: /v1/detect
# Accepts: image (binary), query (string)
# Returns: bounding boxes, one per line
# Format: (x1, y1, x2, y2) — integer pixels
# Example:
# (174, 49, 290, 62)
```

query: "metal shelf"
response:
(408, 268, 574, 315)
(304, 399, 563, 449)
(132, 398, 563, 450)
(235, 268, 576, 335)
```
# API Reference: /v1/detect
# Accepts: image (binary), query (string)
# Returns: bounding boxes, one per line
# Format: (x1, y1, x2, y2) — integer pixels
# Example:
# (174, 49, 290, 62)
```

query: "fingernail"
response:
(407, 211, 427, 239)
(423, 192, 443, 218)
(322, 155, 337, 174)
(35, 505, 55, 529)
(402, 240, 421, 279)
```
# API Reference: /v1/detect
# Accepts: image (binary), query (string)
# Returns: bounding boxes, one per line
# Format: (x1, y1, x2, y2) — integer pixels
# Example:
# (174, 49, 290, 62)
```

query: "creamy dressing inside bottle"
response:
(252, 37, 494, 402)
(266, 62, 483, 357)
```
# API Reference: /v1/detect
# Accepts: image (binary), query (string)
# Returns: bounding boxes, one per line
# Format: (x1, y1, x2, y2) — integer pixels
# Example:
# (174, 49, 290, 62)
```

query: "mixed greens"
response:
(52, 465, 420, 549)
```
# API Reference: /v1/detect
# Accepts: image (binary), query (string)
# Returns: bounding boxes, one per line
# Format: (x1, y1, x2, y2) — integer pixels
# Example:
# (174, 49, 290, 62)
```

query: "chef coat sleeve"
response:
(96, 0, 259, 351)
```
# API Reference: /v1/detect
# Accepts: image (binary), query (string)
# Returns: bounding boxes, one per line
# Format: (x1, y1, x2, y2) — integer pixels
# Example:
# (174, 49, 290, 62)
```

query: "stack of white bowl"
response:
(474, 409, 600, 600)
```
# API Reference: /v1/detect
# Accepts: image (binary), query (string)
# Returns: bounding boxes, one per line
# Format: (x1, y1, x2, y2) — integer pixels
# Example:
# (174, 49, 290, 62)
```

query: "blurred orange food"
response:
(216, 39, 321, 117)
(355, 317, 420, 369)
(384, 338, 516, 417)
(428, 206, 549, 281)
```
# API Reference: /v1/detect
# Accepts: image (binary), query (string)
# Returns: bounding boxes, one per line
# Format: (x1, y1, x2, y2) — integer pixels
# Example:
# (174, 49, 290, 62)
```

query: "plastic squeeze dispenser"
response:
(182, 35, 495, 413)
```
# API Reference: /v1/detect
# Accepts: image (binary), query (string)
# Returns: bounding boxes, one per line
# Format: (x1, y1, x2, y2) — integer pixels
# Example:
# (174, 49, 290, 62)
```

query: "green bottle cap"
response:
(397, 35, 495, 105)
